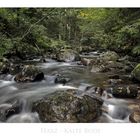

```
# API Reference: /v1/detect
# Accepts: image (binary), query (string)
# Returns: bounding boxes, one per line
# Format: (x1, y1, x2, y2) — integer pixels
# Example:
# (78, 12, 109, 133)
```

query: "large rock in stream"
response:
(56, 49, 80, 62)
(90, 51, 127, 73)
(90, 51, 134, 73)
(99, 51, 119, 63)
(32, 90, 103, 122)
(80, 58, 97, 66)
(14, 65, 44, 82)
(111, 85, 138, 98)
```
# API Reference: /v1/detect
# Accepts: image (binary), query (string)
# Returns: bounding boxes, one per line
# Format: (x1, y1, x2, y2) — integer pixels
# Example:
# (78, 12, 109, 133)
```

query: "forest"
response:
(1, 8, 140, 57)
(1, 8, 140, 123)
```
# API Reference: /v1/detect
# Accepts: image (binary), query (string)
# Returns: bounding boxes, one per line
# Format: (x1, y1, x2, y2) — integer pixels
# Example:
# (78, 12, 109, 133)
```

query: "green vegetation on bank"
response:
(1, 8, 140, 57)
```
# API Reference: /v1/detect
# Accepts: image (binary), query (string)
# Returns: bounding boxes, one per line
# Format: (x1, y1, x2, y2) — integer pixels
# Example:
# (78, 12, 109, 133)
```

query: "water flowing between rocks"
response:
(0, 52, 139, 123)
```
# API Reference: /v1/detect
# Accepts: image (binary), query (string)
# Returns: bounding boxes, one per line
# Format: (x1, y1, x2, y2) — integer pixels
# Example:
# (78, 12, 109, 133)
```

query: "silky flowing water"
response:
(0, 52, 138, 123)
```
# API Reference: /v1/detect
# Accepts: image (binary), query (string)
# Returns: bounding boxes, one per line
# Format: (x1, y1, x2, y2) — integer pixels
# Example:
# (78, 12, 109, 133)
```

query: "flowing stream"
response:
(0, 52, 139, 123)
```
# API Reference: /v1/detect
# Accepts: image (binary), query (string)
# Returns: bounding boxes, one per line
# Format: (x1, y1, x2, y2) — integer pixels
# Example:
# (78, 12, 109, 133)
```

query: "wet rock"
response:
(93, 51, 127, 73)
(99, 51, 119, 63)
(32, 90, 103, 122)
(131, 64, 140, 82)
(95, 61, 124, 73)
(55, 75, 70, 85)
(80, 58, 96, 66)
(9, 64, 24, 75)
(90, 52, 125, 73)
(56, 49, 80, 62)
(85, 86, 104, 97)
(0, 101, 22, 121)
(129, 111, 140, 123)
(14, 65, 44, 82)
(112, 85, 138, 98)
(80, 58, 91, 66)
(108, 79, 123, 85)
(107, 61, 123, 70)
(79, 85, 105, 98)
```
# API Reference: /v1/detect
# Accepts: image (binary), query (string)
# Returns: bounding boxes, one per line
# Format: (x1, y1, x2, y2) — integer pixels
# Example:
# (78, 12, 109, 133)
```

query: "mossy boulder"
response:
(32, 90, 103, 122)
(112, 85, 138, 98)
(90, 52, 122, 73)
(14, 65, 44, 82)
(131, 64, 140, 82)
(99, 51, 119, 63)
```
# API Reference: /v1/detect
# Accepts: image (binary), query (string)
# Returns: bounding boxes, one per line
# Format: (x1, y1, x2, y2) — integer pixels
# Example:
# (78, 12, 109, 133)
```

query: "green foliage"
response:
(50, 39, 71, 50)
(0, 8, 81, 57)
(132, 45, 140, 55)
(0, 34, 13, 56)
(77, 8, 140, 55)
(1, 8, 140, 57)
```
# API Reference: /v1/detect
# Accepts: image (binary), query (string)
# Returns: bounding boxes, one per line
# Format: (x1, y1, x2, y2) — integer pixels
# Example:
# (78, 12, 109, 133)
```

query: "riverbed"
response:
(0, 52, 139, 123)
